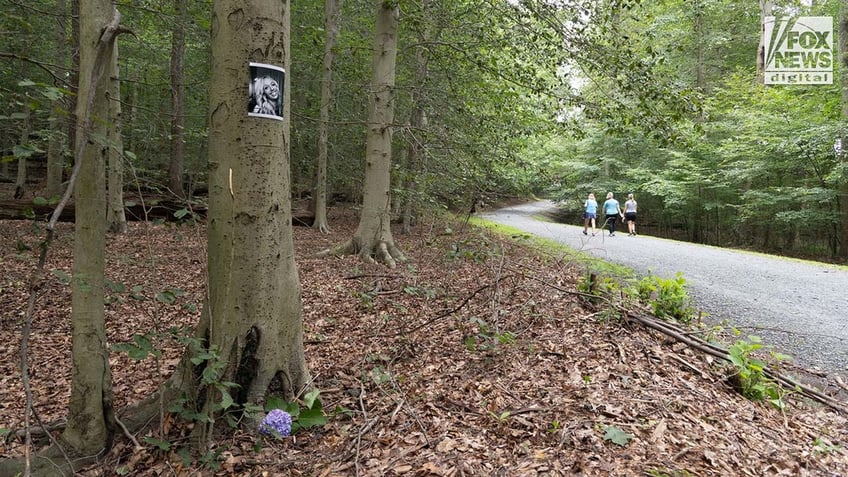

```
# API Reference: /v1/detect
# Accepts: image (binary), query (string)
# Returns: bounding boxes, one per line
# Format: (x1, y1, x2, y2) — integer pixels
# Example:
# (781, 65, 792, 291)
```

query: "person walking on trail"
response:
(583, 193, 598, 236)
(624, 193, 638, 236)
(602, 192, 623, 236)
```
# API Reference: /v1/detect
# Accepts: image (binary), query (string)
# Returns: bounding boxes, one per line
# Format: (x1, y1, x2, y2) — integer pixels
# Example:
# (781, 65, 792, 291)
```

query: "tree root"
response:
(315, 237, 406, 269)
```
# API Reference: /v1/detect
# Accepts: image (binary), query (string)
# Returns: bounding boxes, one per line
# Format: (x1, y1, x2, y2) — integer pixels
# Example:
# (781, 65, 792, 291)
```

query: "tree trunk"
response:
(321, 1, 405, 268)
(47, 0, 69, 198)
(14, 102, 29, 200)
(159, 0, 308, 447)
(311, 0, 342, 234)
(840, 0, 848, 260)
(757, 1, 774, 84)
(402, 1, 429, 235)
(67, 0, 81, 174)
(107, 42, 127, 233)
(168, 0, 187, 198)
(59, 1, 121, 467)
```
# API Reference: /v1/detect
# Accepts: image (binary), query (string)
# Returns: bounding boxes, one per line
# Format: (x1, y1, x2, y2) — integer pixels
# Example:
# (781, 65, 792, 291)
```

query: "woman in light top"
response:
(583, 193, 598, 236)
(602, 192, 623, 236)
(623, 193, 638, 236)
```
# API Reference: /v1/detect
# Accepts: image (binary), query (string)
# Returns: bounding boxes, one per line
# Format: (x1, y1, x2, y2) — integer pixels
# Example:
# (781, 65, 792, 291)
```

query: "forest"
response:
(1, 0, 848, 475)
(4, 1, 848, 260)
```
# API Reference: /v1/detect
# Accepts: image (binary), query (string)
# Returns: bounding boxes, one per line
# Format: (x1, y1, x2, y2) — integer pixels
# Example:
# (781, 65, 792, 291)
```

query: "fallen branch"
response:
(627, 312, 848, 414)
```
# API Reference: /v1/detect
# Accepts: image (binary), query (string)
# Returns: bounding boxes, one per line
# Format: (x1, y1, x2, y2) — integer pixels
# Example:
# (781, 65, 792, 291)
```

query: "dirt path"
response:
(481, 200, 848, 378)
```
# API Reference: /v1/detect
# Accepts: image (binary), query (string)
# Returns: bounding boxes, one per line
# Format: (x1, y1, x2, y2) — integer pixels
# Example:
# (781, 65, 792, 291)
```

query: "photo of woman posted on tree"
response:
(248, 62, 285, 120)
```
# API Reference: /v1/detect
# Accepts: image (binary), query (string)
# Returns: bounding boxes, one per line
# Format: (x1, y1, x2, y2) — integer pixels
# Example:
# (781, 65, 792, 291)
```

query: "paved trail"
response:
(480, 200, 848, 377)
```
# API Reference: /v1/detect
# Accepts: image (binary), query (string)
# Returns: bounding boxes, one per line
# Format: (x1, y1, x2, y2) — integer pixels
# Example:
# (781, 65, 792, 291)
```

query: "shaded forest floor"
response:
(1, 205, 847, 476)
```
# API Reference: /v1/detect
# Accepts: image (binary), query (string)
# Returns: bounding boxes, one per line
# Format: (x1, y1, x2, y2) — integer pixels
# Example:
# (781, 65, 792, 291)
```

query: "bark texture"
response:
(47, 0, 69, 198)
(756, 1, 774, 84)
(311, 0, 342, 234)
(166, 0, 309, 446)
(402, 0, 429, 235)
(168, 0, 187, 198)
(107, 43, 127, 233)
(322, 1, 405, 268)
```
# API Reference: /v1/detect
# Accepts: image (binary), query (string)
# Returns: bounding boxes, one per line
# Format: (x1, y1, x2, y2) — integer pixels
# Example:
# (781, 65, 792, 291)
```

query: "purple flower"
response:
(259, 409, 292, 437)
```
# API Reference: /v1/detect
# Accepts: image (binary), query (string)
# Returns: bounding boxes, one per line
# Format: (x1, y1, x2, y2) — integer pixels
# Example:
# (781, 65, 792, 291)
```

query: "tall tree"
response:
(401, 0, 429, 235)
(320, 0, 405, 267)
(13, 95, 30, 199)
(123, 0, 311, 448)
(107, 42, 127, 233)
(311, 0, 342, 234)
(757, 0, 774, 84)
(58, 1, 120, 466)
(168, 0, 188, 198)
(840, 0, 848, 260)
(47, 0, 69, 198)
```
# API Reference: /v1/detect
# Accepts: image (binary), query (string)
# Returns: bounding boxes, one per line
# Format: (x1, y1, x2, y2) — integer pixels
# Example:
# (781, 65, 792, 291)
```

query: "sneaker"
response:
(610, 233, 615, 237)
(583, 230, 587, 235)
(591, 233, 595, 237)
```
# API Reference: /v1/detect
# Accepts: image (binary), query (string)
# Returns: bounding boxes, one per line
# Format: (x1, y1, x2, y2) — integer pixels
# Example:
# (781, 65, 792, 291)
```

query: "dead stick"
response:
(628, 312, 847, 413)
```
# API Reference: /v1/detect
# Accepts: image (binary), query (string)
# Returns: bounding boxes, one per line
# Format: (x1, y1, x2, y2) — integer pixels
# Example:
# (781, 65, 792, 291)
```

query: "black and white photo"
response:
(248, 62, 285, 120)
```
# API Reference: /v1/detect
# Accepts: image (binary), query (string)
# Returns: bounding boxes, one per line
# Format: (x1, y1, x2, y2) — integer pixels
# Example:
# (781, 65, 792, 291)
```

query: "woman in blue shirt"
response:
(583, 193, 598, 236)
(602, 192, 623, 236)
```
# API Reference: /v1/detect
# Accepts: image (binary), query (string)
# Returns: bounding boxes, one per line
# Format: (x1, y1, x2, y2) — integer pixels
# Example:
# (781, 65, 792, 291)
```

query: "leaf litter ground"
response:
(1, 206, 847, 476)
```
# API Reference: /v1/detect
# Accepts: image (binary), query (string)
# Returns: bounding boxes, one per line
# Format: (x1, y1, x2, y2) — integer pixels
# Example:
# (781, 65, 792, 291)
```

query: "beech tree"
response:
(310, 0, 342, 234)
(107, 43, 127, 233)
(168, 0, 188, 198)
(125, 0, 311, 447)
(840, 0, 848, 259)
(0, 3, 124, 476)
(320, 0, 405, 268)
(46, 0, 69, 198)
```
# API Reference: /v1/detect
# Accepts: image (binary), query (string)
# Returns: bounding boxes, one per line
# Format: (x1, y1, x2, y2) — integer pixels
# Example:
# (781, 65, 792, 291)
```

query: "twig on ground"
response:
(375, 276, 512, 338)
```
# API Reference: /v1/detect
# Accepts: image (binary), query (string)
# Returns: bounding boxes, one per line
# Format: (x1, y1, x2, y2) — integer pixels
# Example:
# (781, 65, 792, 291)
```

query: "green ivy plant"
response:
(727, 335, 792, 408)
(637, 272, 695, 323)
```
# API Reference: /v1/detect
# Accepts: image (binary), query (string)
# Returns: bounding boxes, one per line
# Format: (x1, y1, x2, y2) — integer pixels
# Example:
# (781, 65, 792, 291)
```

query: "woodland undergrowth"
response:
(0, 205, 846, 476)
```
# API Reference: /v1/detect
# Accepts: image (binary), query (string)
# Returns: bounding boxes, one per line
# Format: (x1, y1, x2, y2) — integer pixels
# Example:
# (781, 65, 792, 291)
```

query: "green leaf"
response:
(603, 425, 633, 446)
(105, 279, 127, 293)
(13, 144, 43, 159)
(130, 285, 146, 300)
(296, 407, 327, 429)
(219, 390, 234, 410)
(155, 290, 176, 304)
(174, 208, 190, 219)
(266, 395, 287, 412)
(32, 196, 48, 206)
(303, 389, 321, 410)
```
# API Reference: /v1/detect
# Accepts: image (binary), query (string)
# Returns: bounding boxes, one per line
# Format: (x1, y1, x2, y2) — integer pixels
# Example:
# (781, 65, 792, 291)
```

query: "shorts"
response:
(624, 212, 636, 222)
(584, 213, 597, 219)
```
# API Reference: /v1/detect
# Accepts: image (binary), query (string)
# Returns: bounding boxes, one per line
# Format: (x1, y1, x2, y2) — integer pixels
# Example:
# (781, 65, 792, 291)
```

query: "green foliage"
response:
(464, 317, 516, 352)
(352, 290, 375, 310)
(812, 437, 842, 455)
(576, 269, 634, 322)
(112, 333, 161, 361)
(602, 425, 633, 446)
(637, 273, 695, 323)
(727, 335, 791, 408)
(265, 389, 328, 434)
